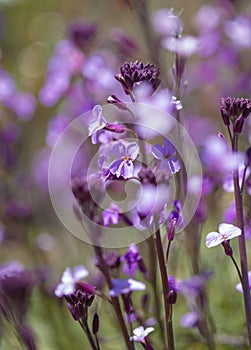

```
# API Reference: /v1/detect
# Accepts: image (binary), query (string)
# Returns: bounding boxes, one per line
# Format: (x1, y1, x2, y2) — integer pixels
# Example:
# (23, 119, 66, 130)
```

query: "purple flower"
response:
(152, 8, 182, 37)
(180, 311, 199, 328)
(162, 35, 199, 56)
(68, 21, 96, 49)
(55, 265, 89, 297)
(152, 138, 180, 174)
(121, 244, 142, 277)
(205, 223, 241, 248)
(222, 164, 250, 192)
(88, 105, 107, 144)
(102, 203, 121, 226)
(109, 278, 145, 297)
(107, 141, 139, 179)
(130, 326, 154, 342)
(115, 61, 160, 95)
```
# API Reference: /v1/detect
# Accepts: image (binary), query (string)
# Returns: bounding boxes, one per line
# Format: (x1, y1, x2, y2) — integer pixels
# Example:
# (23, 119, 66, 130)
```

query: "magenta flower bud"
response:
(221, 240, 233, 256)
(105, 123, 125, 133)
(92, 313, 99, 334)
(67, 304, 79, 321)
(233, 116, 244, 134)
(107, 94, 127, 110)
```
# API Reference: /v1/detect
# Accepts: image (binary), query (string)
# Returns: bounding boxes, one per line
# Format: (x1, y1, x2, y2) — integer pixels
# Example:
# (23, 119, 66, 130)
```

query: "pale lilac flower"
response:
(88, 105, 107, 144)
(107, 141, 139, 179)
(55, 265, 89, 297)
(102, 203, 121, 226)
(152, 138, 180, 173)
(152, 8, 182, 37)
(222, 164, 250, 192)
(236, 271, 251, 292)
(109, 278, 145, 297)
(205, 223, 241, 248)
(162, 35, 199, 56)
(130, 326, 154, 342)
(224, 16, 251, 48)
(180, 311, 198, 328)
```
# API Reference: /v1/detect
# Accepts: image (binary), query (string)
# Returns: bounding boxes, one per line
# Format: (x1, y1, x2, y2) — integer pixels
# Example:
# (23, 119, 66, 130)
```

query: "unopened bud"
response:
(167, 289, 177, 305)
(92, 313, 99, 334)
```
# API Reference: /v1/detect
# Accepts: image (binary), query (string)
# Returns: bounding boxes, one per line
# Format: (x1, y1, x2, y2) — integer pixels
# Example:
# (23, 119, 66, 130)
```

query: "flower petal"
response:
(127, 142, 139, 160)
(163, 138, 176, 155)
(205, 231, 223, 248)
(61, 267, 74, 284)
(218, 223, 242, 239)
(152, 144, 164, 160)
(112, 141, 126, 158)
(73, 265, 89, 281)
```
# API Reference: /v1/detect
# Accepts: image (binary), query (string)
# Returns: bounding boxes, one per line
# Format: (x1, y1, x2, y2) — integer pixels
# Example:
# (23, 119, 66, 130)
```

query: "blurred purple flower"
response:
(55, 265, 89, 297)
(107, 141, 139, 179)
(121, 244, 142, 277)
(223, 201, 236, 223)
(180, 311, 199, 328)
(162, 35, 199, 56)
(206, 223, 241, 248)
(68, 21, 96, 49)
(109, 278, 145, 297)
(152, 138, 180, 174)
(152, 8, 182, 37)
(88, 105, 107, 144)
(6, 92, 36, 121)
(222, 164, 250, 192)
(102, 203, 121, 226)
(46, 115, 69, 147)
(0, 261, 34, 322)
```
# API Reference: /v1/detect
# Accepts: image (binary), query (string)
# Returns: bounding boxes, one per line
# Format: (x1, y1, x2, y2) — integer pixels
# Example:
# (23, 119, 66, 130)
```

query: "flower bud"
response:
(92, 313, 99, 334)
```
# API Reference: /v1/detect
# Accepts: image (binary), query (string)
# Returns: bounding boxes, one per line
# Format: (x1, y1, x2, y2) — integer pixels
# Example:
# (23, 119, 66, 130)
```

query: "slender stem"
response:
(79, 319, 98, 350)
(232, 136, 251, 347)
(230, 255, 243, 285)
(94, 333, 101, 350)
(148, 236, 166, 349)
(166, 240, 172, 265)
(155, 227, 175, 350)
(94, 246, 133, 350)
(240, 165, 248, 195)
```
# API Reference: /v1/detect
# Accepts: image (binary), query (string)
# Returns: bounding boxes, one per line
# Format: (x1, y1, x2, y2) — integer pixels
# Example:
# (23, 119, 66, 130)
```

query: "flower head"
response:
(55, 265, 89, 297)
(205, 223, 241, 248)
(121, 244, 142, 277)
(220, 97, 251, 131)
(152, 138, 180, 173)
(115, 61, 160, 95)
(107, 141, 139, 179)
(130, 326, 154, 342)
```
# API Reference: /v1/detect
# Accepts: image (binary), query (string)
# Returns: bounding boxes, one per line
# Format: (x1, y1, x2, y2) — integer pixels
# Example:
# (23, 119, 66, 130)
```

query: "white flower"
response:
(54, 265, 89, 297)
(130, 326, 155, 342)
(205, 223, 242, 248)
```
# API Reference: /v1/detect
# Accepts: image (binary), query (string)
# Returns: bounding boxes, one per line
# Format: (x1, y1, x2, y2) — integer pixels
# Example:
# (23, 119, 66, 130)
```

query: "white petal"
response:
(144, 327, 155, 337)
(128, 278, 146, 291)
(61, 267, 74, 284)
(205, 231, 223, 248)
(73, 265, 89, 281)
(218, 223, 242, 239)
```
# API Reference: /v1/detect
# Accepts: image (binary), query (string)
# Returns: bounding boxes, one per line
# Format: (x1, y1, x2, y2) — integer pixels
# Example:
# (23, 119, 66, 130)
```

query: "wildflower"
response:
(65, 288, 95, 321)
(88, 105, 107, 144)
(121, 244, 142, 277)
(102, 203, 121, 226)
(54, 265, 89, 297)
(152, 138, 180, 173)
(68, 21, 96, 49)
(115, 61, 160, 95)
(205, 223, 241, 248)
(222, 164, 250, 192)
(107, 141, 139, 179)
(162, 35, 199, 56)
(130, 326, 154, 342)
(109, 278, 145, 297)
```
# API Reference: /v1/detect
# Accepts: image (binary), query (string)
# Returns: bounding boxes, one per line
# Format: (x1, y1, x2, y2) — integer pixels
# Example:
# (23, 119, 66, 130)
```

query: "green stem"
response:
(232, 135, 251, 348)
(155, 227, 175, 350)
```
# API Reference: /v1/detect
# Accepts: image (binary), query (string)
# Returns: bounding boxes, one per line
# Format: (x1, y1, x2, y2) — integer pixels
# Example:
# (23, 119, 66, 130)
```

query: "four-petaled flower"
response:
(205, 223, 242, 248)
(55, 265, 89, 297)
(107, 141, 139, 179)
(130, 326, 155, 342)
(88, 105, 107, 144)
(102, 202, 121, 226)
(109, 278, 145, 297)
(152, 138, 180, 173)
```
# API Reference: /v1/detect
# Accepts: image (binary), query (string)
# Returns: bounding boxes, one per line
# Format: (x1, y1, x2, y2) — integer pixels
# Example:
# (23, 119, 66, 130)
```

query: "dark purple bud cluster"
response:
(65, 288, 95, 321)
(220, 97, 251, 134)
(69, 21, 96, 49)
(115, 61, 160, 95)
